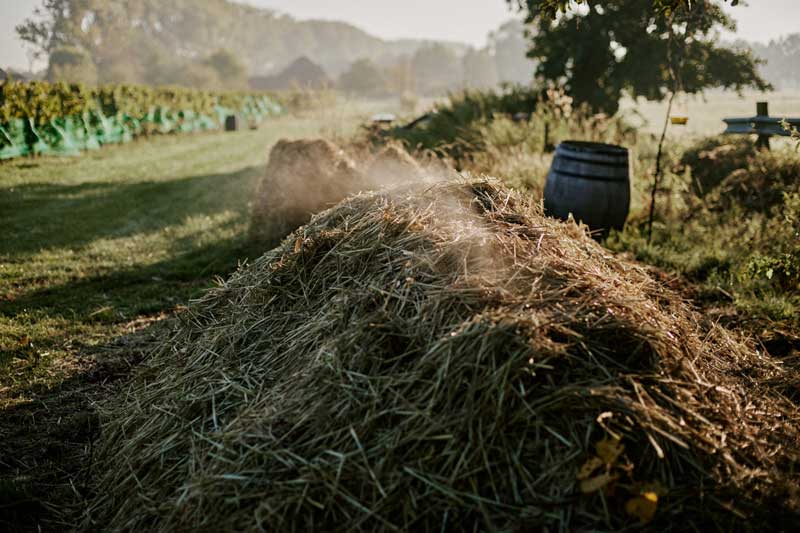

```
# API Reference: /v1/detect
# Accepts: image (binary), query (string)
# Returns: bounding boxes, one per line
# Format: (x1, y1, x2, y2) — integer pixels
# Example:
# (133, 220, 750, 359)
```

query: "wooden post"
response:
(543, 122, 555, 153)
(543, 122, 550, 153)
(756, 101, 770, 150)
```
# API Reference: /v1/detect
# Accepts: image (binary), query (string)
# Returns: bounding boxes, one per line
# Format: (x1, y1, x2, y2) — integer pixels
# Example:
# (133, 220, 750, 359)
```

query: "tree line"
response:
(734, 34, 800, 90)
(14, 0, 778, 114)
(336, 21, 536, 97)
(17, 0, 536, 98)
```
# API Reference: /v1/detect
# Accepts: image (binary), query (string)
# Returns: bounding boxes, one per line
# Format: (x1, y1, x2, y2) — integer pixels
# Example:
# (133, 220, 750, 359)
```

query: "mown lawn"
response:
(0, 113, 352, 403)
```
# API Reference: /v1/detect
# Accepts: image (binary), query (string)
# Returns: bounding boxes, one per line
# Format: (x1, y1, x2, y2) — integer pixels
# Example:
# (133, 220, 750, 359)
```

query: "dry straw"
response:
(250, 139, 434, 249)
(87, 180, 799, 531)
(250, 138, 365, 246)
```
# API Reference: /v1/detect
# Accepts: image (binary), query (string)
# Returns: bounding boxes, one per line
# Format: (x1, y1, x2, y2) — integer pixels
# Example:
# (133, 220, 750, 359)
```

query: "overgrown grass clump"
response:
(387, 85, 542, 159)
(612, 139, 800, 331)
(87, 181, 799, 531)
(391, 88, 639, 162)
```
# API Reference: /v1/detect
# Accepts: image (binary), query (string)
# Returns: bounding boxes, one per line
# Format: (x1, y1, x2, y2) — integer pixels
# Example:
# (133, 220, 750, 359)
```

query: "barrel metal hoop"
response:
(549, 169, 629, 182)
(554, 153, 628, 168)
(559, 141, 628, 157)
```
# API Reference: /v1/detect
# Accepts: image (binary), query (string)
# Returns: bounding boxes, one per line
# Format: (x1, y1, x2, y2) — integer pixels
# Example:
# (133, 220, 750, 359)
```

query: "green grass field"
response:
(0, 110, 369, 404)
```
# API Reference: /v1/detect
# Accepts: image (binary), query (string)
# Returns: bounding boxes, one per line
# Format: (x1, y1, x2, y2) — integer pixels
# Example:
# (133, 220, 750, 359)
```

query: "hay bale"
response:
(87, 181, 800, 531)
(250, 138, 365, 246)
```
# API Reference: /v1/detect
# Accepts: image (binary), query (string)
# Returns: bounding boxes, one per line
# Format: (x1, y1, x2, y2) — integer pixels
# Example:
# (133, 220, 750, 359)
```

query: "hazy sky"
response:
(2, 0, 799, 70)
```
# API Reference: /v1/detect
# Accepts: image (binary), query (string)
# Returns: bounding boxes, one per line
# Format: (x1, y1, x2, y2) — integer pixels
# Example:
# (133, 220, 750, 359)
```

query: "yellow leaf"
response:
(576, 456, 603, 480)
(293, 238, 303, 253)
(579, 472, 615, 494)
(641, 480, 668, 497)
(625, 491, 659, 524)
(596, 436, 624, 465)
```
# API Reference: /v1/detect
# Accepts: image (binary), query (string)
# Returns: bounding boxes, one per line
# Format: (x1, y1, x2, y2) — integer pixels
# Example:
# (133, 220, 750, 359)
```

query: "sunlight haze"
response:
(1, 0, 799, 70)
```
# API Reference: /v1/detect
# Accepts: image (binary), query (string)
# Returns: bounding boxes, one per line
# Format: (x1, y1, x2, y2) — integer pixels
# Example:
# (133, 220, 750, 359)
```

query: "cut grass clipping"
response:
(87, 181, 799, 530)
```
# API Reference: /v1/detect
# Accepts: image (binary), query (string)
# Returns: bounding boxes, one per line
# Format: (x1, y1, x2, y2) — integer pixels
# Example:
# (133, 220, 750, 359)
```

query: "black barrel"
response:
(543, 141, 630, 234)
(225, 114, 239, 132)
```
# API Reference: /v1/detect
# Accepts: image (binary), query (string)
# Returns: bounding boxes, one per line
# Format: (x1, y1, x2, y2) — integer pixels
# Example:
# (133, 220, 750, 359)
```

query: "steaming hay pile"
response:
(87, 181, 799, 531)
(250, 138, 365, 245)
(251, 139, 429, 247)
(365, 143, 425, 182)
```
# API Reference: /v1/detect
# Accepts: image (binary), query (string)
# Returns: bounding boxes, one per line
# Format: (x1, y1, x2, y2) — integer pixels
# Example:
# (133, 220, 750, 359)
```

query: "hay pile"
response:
(251, 139, 432, 247)
(87, 181, 799, 531)
(365, 143, 424, 183)
(250, 138, 365, 245)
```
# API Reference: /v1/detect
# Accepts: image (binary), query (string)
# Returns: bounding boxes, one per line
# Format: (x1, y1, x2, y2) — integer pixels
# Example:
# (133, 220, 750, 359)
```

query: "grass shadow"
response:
(2, 236, 266, 320)
(0, 318, 165, 532)
(0, 165, 262, 257)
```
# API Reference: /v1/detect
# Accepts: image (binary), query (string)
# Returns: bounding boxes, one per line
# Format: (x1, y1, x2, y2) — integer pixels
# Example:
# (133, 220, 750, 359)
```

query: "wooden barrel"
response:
(543, 141, 630, 234)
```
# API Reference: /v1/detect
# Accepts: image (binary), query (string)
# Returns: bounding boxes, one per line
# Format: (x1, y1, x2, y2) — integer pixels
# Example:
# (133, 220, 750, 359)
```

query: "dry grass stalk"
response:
(87, 180, 799, 531)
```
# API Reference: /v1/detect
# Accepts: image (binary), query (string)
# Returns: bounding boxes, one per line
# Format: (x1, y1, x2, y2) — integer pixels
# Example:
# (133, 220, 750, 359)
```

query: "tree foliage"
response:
(738, 33, 800, 89)
(411, 44, 462, 96)
(488, 20, 538, 86)
(204, 49, 248, 90)
(46, 45, 98, 85)
(509, 0, 740, 18)
(338, 59, 386, 97)
(509, 0, 769, 113)
(384, 57, 416, 95)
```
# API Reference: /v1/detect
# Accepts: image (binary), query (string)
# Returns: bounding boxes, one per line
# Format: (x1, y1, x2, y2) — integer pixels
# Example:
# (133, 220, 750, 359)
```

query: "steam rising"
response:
(250, 138, 455, 246)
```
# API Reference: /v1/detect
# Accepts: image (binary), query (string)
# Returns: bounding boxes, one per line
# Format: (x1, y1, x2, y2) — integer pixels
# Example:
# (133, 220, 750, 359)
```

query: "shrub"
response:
(611, 143, 800, 329)
(706, 149, 800, 214)
(0, 81, 283, 126)
(678, 136, 755, 196)
(388, 85, 543, 161)
(0, 81, 285, 159)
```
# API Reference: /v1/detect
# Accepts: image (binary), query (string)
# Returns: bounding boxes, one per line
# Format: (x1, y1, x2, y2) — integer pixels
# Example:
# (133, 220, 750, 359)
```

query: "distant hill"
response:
(17, 0, 468, 86)
(263, 17, 468, 77)
(250, 57, 332, 91)
(18, 0, 539, 94)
